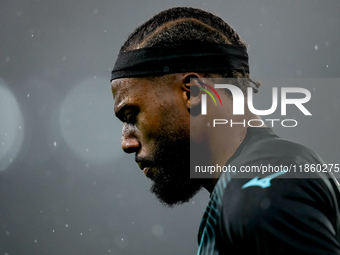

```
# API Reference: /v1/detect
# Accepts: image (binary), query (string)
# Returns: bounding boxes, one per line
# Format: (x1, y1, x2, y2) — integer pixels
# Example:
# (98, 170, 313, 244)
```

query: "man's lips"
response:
(137, 161, 153, 176)
(143, 167, 151, 175)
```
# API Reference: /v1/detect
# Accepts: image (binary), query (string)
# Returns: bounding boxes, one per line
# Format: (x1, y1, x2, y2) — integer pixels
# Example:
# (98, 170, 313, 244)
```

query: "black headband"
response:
(111, 43, 249, 81)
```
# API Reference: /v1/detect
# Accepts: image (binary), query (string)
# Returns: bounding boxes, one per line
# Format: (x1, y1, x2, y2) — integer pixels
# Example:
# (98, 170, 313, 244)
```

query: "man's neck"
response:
(201, 113, 263, 193)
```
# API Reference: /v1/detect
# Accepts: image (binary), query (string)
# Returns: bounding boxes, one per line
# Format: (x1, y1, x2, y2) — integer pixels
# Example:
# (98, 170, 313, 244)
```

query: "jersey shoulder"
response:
(237, 129, 324, 166)
(219, 175, 340, 254)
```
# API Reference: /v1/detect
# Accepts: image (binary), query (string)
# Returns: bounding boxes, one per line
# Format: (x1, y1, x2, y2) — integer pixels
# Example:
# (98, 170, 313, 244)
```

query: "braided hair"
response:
(120, 7, 260, 93)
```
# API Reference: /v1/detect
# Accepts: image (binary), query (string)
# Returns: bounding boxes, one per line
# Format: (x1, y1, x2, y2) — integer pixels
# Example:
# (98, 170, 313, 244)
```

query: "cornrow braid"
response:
(121, 7, 246, 51)
(120, 7, 261, 94)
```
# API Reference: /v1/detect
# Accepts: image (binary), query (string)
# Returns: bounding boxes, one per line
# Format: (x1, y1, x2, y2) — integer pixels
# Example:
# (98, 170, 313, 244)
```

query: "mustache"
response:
(135, 155, 156, 169)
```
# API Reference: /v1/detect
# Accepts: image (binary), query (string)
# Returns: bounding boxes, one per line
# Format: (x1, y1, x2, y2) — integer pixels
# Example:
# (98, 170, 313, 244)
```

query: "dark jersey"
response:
(197, 127, 340, 254)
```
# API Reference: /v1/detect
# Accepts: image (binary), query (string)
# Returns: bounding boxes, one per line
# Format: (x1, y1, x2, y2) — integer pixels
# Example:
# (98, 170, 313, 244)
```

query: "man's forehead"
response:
(112, 77, 142, 100)
(111, 78, 135, 112)
(111, 77, 154, 110)
(111, 78, 132, 98)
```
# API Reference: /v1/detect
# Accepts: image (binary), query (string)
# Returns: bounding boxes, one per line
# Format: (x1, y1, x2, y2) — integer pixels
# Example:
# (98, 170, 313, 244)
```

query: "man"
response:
(110, 7, 340, 254)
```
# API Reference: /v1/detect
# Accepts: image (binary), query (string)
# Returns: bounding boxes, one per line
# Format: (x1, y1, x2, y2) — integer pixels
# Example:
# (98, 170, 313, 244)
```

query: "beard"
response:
(148, 129, 202, 207)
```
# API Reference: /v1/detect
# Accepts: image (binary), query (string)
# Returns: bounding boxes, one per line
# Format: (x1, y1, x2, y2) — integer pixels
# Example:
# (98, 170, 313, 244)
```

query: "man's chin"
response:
(150, 180, 201, 207)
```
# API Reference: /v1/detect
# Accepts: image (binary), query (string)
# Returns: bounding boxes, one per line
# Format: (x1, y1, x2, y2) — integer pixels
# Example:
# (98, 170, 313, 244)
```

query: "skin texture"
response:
(111, 73, 262, 206)
(111, 74, 202, 206)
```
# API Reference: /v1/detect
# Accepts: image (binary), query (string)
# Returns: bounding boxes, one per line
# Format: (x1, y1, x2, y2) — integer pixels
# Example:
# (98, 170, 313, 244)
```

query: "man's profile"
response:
(110, 7, 340, 254)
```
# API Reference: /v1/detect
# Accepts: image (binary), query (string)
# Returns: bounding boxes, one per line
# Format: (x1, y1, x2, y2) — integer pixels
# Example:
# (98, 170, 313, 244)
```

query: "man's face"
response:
(111, 76, 201, 206)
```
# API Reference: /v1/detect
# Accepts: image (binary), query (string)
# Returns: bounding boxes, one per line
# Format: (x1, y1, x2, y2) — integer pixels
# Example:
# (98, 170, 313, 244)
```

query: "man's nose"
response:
(121, 124, 140, 154)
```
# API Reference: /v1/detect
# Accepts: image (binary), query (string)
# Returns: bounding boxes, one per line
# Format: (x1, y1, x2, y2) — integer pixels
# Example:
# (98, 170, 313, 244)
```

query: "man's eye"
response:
(124, 113, 136, 124)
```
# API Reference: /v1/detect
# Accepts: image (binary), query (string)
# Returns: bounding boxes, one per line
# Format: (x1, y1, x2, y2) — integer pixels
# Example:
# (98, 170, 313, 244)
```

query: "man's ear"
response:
(182, 73, 204, 116)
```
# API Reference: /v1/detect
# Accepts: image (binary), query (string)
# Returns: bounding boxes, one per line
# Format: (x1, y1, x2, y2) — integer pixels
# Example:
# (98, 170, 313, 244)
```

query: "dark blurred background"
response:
(0, 0, 339, 254)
